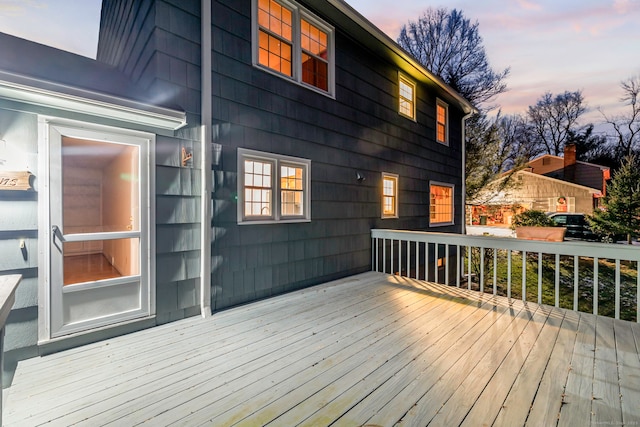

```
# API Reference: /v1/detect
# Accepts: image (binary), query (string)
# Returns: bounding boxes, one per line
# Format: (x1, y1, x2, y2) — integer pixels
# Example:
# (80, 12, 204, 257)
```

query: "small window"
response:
(436, 99, 448, 145)
(239, 148, 311, 224)
(430, 182, 454, 226)
(382, 173, 399, 218)
(254, 0, 334, 95)
(399, 74, 416, 120)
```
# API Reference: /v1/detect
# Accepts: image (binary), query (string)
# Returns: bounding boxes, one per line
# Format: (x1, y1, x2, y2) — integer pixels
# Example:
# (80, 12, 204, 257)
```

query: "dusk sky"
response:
(1, 0, 638, 129)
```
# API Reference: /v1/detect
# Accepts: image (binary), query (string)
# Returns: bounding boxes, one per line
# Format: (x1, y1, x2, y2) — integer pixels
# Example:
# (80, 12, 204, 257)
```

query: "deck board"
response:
(4, 271, 639, 427)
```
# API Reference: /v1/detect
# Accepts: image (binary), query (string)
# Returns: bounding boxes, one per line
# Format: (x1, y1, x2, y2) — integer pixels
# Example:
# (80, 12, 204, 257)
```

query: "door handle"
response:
(52, 225, 65, 243)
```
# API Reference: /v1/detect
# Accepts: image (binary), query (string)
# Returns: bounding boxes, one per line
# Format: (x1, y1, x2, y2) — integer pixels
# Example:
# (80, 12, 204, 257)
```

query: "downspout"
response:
(461, 111, 474, 235)
(200, 0, 212, 317)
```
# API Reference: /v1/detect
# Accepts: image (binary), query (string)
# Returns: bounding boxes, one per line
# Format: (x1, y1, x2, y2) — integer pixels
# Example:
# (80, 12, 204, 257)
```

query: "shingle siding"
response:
(206, 0, 463, 311)
(95, 0, 464, 316)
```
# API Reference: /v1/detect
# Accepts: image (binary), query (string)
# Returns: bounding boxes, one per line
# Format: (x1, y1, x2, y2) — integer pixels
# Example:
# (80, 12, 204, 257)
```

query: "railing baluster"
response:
(415, 242, 420, 280)
(594, 257, 599, 315)
(555, 253, 560, 308)
(445, 244, 450, 286)
(615, 259, 621, 320)
(425, 242, 429, 282)
(434, 243, 439, 284)
(574, 255, 579, 311)
(382, 239, 386, 274)
(493, 249, 497, 295)
(373, 238, 377, 272)
(538, 252, 543, 304)
(507, 249, 512, 299)
(467, 245, 472, 290)
(389, 239, 395, 274)
(398, 239, 402, 275)
(480, 247, 485, 293)
(522, 250, 527, 302)
(406, 240, 410, 277)
(456, 245, 461, 288)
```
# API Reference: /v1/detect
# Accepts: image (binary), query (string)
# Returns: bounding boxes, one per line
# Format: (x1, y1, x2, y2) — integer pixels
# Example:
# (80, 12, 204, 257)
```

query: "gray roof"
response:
(0, 32, 150, 102)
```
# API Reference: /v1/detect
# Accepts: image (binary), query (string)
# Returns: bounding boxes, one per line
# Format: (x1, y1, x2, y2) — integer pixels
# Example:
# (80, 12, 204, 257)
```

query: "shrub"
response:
(511, 209, 557, 229)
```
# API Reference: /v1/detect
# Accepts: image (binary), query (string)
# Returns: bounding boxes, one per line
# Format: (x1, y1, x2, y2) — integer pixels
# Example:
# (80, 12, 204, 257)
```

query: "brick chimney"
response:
(564, 143, 577, 182)
(564, 144, 577, 168)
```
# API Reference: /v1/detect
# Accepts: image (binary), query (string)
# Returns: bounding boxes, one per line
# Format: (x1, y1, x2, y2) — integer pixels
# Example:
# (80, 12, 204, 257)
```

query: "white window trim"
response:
(251, 0, 336, 98)
(429, 181, 455, 227)
(381, 172, 399, 219)
(436, 98, 449, 145)
(238, 148, 311, 224)
(398, 72, 416, 121)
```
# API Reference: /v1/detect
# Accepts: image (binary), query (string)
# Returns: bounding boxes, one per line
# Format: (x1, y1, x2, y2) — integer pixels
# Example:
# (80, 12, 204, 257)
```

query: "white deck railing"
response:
(371, 229, 640, 323)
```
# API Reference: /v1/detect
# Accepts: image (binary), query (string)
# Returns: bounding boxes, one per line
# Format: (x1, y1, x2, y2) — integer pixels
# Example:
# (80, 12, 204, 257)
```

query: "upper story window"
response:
(238, 148, 311, 224)
(254, 0, 334, 96)
(382, 172, 399, 218)
(398, 74, 416, 120)
(436, 99, 449, 145)
(430, 182, 454, 226)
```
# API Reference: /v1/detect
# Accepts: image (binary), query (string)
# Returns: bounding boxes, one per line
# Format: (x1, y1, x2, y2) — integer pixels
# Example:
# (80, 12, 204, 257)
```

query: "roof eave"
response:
(326, 0, 476, 115)
(0, 70, 187, 131)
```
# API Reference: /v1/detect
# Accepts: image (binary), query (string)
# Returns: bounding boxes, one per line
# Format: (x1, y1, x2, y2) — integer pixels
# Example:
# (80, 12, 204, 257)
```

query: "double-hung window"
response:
(382, 173, 399, 218)
(239, 148, 311, 224)
(398, 73, 416, 120)
(429, 182, 454, 226)
(255, 0, 334, 95)
(436, 99, 449, 145)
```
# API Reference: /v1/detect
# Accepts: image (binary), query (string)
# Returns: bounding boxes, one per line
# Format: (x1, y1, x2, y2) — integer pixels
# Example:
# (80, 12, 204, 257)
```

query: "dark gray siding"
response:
(209, 0, 465, 310)
(97, 0, 465, 314)
(98, 0, 203, 324)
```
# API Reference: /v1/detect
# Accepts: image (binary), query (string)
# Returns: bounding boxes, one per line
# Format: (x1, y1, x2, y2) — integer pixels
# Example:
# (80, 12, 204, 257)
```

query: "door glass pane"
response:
(62, 137, 139, 234)
(63, 238, 140, 286)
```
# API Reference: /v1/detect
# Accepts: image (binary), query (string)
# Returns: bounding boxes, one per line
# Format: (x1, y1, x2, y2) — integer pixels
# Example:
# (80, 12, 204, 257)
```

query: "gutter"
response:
(200, 0, 212, 317)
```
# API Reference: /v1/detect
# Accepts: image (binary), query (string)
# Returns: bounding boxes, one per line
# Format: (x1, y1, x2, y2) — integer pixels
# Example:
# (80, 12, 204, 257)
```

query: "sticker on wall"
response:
(0, 171, 34, 191)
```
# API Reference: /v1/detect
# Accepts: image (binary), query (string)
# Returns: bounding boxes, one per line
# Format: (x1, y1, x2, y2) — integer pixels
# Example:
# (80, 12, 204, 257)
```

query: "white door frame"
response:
(37, 117, 156, 343)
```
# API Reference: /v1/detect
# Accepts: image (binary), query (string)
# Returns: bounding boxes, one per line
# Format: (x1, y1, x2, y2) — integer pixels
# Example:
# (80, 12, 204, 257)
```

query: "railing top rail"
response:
(371, 229, 640, 261)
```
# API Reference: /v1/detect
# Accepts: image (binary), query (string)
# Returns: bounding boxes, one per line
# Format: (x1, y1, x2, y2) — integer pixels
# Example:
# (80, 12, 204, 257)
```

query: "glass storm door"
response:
(49, 124, 151, 338)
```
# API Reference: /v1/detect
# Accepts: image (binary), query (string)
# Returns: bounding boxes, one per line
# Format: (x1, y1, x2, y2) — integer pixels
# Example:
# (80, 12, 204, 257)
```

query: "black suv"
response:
(548, 213, 599, 241)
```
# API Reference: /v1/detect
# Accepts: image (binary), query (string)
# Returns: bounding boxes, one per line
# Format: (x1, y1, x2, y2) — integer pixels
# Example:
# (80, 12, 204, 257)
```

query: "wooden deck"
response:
(5, 272, 640, 426)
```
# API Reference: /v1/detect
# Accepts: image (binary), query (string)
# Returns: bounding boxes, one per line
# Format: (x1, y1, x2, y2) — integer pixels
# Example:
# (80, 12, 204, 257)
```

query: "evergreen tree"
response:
(587, 155, 640, 243)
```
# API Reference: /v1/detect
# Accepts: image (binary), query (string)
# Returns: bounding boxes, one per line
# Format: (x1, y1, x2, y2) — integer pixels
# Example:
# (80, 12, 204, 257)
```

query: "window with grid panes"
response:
(430, 182, 454, 226)
(239, 148, 311, 224)
(398, 74, 416, 120)
(382, 173, 399, 218)
(254, 0, 334, 95)
(436, 99, 448, 145)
